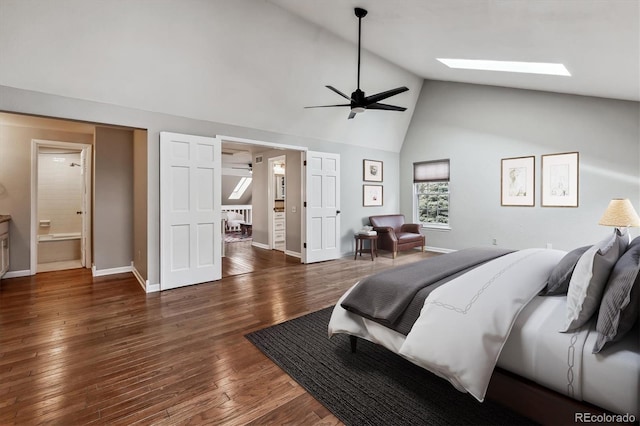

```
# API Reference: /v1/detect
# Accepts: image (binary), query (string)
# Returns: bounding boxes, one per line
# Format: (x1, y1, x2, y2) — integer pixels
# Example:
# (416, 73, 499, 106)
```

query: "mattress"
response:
(330, 289, 640, 417)
(499, 295, 639, 417)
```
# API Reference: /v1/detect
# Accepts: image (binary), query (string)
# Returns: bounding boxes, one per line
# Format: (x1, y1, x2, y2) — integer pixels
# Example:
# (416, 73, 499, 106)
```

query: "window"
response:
(229, 177, 252, 200)
(414, 159, 450, 227)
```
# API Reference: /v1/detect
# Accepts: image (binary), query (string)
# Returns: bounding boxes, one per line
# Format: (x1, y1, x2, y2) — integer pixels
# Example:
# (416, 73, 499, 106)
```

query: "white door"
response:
(160, 132, 222, 290)
(304, 151, 340, 263)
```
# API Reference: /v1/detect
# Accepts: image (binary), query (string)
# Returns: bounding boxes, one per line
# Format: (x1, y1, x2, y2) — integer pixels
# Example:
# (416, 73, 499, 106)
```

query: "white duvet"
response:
(329, 248, 567, 402)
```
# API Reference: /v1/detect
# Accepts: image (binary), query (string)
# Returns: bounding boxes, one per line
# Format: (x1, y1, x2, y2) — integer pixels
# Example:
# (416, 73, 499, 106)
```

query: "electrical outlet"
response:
(492, 238, 497, 245)
(292, 206, 297, 213)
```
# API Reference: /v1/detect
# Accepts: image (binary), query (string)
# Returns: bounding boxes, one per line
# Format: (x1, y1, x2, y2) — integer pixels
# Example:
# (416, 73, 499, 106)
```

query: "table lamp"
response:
(598, 198, 640, 242)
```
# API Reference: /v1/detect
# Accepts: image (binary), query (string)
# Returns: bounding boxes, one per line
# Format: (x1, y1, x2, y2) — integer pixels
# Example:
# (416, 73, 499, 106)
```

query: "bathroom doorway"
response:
(31, 140, 92, 273)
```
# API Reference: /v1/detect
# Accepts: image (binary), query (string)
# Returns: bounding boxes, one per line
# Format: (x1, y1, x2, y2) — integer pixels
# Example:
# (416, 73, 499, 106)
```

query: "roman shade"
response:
(414, 159, 450, 183)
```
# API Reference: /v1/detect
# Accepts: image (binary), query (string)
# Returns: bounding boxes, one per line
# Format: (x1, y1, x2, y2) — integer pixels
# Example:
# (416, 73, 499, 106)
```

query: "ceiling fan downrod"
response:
(354, 7, 368, 91)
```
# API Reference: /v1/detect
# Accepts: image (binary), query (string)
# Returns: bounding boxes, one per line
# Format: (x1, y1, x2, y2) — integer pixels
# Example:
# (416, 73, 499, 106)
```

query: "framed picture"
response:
(501, 156, 535, 206)
(542, 152, 579, 207)
(363, 159, 383, 182)
(363, 185, 383, 207)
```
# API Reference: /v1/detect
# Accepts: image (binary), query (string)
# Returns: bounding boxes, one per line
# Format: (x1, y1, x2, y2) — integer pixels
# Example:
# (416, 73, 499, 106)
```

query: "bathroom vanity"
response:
(0, 215, 10, 278)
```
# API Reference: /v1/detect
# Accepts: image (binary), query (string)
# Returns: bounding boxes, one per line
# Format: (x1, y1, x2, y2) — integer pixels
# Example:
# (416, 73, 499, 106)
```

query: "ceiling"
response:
(269, 0, 640, 102)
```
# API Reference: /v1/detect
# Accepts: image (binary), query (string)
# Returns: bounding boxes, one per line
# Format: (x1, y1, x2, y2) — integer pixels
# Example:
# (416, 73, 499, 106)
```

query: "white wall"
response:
(400, 81, 640, 251)
(0, 0, 422, 153)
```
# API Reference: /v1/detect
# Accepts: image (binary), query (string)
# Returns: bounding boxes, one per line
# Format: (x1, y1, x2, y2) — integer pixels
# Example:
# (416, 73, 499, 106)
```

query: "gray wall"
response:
(1, 85, 403, 285)
(400, 81, 640, 251)
(94, 127, 134, 270)
(0, 124, 92, 271)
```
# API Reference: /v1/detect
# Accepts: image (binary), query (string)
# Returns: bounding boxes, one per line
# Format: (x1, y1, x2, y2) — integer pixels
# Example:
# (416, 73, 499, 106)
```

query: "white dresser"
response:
(273, 211, 285, 251)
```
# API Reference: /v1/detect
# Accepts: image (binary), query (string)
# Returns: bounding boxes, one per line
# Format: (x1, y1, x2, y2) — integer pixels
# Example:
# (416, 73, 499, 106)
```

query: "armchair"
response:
(369, 214, 425, 259)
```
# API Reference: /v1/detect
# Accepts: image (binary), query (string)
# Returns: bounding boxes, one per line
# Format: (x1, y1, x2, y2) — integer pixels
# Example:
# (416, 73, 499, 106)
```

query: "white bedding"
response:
(502, 294, 640, 417)
(328, 249, 640, 417)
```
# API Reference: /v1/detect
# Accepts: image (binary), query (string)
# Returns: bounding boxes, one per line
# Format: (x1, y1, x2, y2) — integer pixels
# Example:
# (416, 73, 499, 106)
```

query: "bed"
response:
(328, 235, 640, 423)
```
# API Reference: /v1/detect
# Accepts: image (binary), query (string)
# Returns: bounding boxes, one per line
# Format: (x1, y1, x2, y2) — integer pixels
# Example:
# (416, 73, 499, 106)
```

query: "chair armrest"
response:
(400, 223, 421, 234)
(373, 226, 397, 242)
(372, 226, 394, 234)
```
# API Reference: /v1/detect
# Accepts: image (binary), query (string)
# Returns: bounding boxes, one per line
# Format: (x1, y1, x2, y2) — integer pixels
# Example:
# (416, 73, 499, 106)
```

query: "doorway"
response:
(269, 155, 286, 252)
(31, 140, 92, 273)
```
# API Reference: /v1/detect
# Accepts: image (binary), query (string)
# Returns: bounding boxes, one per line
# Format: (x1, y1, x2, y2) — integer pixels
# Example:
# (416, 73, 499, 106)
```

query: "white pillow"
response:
(561, 230, 627, 332)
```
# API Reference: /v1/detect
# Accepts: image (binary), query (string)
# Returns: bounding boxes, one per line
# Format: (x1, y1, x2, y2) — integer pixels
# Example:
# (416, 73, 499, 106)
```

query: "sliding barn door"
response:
(160, 132, 222, 290)
(304, 151, 341, 263)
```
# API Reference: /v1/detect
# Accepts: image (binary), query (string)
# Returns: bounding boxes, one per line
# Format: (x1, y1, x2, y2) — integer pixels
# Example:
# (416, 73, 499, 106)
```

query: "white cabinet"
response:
(273, 211, 285, 251)
(0, 220, 9, 278)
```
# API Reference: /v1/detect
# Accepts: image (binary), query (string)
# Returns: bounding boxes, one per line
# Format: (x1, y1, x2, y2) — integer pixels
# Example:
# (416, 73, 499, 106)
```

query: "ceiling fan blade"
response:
(364, 86, 409, 105)
(366, 103, 407, 111)
(304, 103, 351, 109)
(348, 111, 357, 119)
(326, 85, 354, 101)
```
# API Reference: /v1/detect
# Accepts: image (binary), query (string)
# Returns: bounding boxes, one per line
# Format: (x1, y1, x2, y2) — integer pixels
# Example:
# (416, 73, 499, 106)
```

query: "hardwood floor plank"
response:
(0, 246, 436, 424)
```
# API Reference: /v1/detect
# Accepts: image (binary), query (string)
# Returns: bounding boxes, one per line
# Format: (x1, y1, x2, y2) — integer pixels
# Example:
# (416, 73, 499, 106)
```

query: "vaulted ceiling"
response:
(270, 0, 640, 102)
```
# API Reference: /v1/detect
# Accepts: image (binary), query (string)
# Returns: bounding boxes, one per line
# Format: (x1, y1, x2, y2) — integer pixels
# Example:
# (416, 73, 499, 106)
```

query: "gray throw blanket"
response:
(341, 247, 514, 328)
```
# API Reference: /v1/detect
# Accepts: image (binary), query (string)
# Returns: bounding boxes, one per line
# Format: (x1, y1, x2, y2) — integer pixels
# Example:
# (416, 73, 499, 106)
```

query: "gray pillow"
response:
(541, 246, 591, 296)
(593, 236, 640, 353)
(561, 231, 628, 332)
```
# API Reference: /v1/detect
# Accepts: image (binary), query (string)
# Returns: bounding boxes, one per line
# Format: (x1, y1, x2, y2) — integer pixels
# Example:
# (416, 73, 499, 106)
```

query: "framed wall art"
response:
(363, 184, 383, 207)
(542, 152, 579, 207)
(363, 159, 383, 182)
(501, 156, 535, 206)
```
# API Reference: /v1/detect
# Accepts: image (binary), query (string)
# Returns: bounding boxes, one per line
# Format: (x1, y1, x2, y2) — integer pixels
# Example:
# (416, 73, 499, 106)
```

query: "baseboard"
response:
(131, 263, 158, 293)
(424, 245, 456, 254)
(285, 250, 301, 258)
(2, 269, 31, 279)
(146, 282, 160, 292)
(92, 264, 133, 277)
(251, 241, 270, 250)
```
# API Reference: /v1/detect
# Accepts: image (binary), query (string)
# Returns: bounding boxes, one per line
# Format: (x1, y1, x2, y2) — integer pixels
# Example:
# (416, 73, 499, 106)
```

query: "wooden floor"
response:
(0, 245, 437, 425)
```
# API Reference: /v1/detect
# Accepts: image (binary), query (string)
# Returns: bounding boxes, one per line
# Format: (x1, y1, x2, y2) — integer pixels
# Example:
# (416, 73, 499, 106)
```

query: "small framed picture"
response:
(363, 159, 383, 182)
(363, 185, 383, 207)
(501, 156, 535, 206)
(542, 152, 579, 207)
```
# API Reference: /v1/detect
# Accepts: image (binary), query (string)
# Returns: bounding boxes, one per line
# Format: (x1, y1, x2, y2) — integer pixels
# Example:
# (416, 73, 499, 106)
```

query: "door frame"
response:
(218, 135, 340, 264)
(219, 135, 306, 256)
(30, 139, 93, 274)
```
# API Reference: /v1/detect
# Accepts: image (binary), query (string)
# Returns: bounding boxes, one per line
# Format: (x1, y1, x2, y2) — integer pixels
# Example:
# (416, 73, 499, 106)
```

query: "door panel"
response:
(160, 132, 221, 290)
(304, 151, 340, 263)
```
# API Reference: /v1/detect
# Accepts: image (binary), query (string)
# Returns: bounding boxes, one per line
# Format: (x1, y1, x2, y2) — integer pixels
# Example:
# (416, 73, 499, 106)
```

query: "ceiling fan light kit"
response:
(305, 7, 409, 120)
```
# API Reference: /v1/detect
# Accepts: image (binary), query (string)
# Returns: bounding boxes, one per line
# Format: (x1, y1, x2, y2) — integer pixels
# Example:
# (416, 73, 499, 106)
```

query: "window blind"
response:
(413, 159, 450, 183)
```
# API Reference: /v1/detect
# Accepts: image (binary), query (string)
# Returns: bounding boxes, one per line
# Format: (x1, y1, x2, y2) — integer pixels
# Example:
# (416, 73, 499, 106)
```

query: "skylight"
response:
(229, 177, 252, 200)
(436, 59, 571, 76)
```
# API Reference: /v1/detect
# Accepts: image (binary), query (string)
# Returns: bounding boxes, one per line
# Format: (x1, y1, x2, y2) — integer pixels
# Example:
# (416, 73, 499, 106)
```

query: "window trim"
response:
(414, 181, 451, 229)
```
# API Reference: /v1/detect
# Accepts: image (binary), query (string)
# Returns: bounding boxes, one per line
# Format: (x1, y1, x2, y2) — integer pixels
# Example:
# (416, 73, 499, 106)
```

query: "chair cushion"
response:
(397, 232, 423, 243)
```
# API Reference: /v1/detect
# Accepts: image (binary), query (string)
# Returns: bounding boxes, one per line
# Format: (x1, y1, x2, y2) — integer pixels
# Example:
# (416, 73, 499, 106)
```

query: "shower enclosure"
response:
(31, 140, 92, 273)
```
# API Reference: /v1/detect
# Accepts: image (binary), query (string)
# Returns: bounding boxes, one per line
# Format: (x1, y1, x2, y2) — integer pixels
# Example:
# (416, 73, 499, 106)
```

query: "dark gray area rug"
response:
(246, 307, 536, 426)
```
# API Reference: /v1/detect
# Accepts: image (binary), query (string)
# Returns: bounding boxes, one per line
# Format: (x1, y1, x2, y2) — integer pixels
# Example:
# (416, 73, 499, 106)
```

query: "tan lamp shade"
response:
(598, 198, 640, 227)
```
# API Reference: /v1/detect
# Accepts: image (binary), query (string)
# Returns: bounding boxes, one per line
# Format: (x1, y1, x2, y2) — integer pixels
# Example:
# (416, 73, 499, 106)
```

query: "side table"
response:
(354, 233, 378, 261)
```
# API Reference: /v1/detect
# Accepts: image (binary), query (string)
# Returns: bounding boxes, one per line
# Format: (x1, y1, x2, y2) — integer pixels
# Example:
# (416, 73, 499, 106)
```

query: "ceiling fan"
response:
(305, 7, 409, 120)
